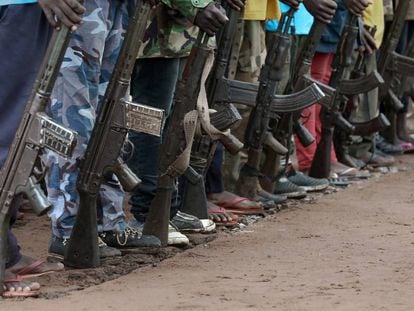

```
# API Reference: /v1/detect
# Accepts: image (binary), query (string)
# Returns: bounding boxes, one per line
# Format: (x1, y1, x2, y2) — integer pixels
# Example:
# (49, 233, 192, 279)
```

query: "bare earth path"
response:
(2, 156, 414, 310)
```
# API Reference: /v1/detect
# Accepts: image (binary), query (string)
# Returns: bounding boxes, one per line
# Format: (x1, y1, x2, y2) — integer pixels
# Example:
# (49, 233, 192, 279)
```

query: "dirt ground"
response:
(2, 155, 414, 310)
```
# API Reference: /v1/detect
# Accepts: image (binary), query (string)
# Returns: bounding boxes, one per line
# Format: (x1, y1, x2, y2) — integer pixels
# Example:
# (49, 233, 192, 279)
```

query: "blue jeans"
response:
(0, 4, 52, 267)
(128, 57, 185, 222)
(205, 143, 225, 194)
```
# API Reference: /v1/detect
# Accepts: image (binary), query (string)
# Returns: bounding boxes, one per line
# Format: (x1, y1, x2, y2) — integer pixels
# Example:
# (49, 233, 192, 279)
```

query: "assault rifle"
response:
(236, 9, 325, 198)
(180, 9, 244, 219)
(397, 35, 414, 100)
(143, 32, 212, 246)
(181, 8, 325, 214)
(379, 0, 414, 144)
(334, 26, 390, 167)
(308, 14, 383, 178)
(65, 1, 165, 268)
(0, 26, 78, 291)
(260, 20, 331, 192)
(378, 0, 414, 111)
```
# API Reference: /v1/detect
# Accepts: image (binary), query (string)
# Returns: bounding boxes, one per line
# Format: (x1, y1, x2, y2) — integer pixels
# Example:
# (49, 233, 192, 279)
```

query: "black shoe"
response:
(256, 189, 287, 204)
(99, 226, 161, 249)
(48, 235, 121, 262)
(171, 211, 216, 233)
(274, 177, 307, 199)
(375, 135, 403, 155)
(287, 170, 329, 192)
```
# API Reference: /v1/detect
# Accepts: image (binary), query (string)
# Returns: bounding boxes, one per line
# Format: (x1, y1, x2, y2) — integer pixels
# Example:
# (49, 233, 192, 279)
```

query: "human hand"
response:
(280, 0, 301, 10)
(361, 25, 377, 54)
(343, 0, 372, 16)
(303, 0, 337, 23)
(226, 0, 245, 11)
(38, 0, 85, 31)
(194, 3, 229, 35)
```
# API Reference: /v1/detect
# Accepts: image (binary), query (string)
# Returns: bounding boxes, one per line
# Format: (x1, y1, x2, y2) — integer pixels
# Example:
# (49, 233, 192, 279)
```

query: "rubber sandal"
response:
(217, 197, 265, 215)
(328, 178, 351, 187)
(400, 141, 414, 153)
(208, 207, 238, 227)
(2, 276, 40, 298)
(12, 260, 63, 280)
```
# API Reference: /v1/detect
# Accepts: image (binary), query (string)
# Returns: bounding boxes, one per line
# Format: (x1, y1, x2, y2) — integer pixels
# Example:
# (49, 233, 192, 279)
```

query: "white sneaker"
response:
(200, 219, 216, 232)
(168, 223, 190, 246)
(171, 211, 216, 233)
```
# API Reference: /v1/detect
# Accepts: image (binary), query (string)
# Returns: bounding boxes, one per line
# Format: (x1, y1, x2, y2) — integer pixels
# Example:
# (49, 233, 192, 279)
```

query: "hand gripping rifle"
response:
(143, 32, 212, 246)
(64, 1, 165, 268)
(0, 26, 79, 291)
(308, 14, 383, 178)
(236, 9, 325, 198)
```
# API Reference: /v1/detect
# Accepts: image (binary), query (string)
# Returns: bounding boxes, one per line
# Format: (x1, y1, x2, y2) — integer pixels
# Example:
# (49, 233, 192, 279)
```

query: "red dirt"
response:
(2, 156, 414, 310)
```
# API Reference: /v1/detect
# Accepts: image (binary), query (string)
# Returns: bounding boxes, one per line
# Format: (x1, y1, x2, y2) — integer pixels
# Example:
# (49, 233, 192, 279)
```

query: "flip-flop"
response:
(337, 168, 371, 180)
(217, 197, 265, 216)
(2, 276, 40, 298)
(12, 260, 63, 280)
(400, 141, 414, 153)
(208, 207, 238, 227)
(328, 178, 351, 187)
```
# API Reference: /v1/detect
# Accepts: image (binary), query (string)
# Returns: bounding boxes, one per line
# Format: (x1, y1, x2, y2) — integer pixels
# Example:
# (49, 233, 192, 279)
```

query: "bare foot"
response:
(207, 201, 238, 223)
(2, 270, 40, 298)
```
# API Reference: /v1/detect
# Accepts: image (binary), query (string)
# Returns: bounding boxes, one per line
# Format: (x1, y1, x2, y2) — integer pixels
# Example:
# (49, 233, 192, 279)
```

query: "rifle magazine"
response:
(37, 114, 78, 159)
(339, 70, 384, 95)
(125, 101, 165, 137)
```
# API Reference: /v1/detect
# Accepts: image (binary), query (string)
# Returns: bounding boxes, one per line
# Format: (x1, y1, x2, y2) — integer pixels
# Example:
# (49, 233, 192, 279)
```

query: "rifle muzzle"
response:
(220, 133, 244, 155)
(334, 113, 355, 134)
(17, 176, 52, 216)
(110, 159, 141, 192)
(294, 122, 315, 147)
(264, 132, 288, 155)
(388, 90, 405, 112)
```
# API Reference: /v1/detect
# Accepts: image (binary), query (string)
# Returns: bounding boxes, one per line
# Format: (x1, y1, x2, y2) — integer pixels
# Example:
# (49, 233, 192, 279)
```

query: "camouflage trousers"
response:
(46, 0, 128, 239)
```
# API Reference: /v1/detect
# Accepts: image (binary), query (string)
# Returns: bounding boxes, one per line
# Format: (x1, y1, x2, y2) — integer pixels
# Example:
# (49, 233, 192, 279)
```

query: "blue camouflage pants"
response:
(46, 0, 129, 239)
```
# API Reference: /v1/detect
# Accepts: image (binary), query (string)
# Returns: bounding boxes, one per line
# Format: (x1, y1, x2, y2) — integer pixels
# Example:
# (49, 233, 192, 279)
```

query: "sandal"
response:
(208, 203, 239, 227)
(2, 276, 40, 298)
(208, 191, 265, 216)
(11, 259, 64, 280)
(218, 198, 265, 215)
